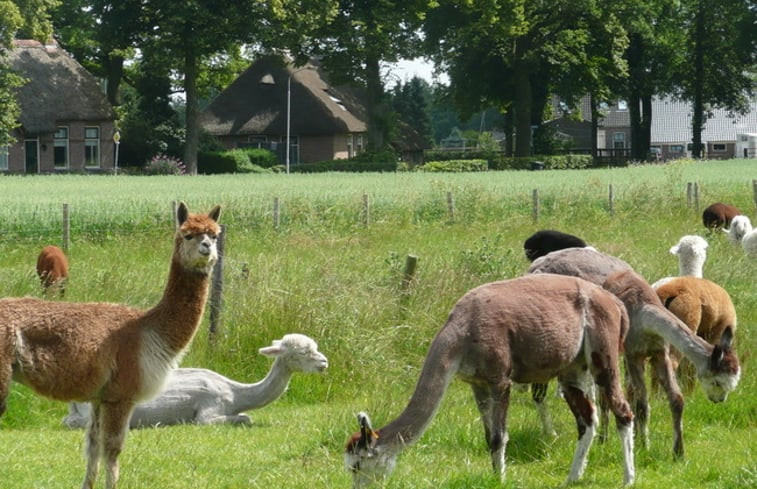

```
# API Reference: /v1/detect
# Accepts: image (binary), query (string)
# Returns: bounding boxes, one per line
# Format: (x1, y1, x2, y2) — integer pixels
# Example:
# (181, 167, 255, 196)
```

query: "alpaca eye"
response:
(184, 235, 194, 241)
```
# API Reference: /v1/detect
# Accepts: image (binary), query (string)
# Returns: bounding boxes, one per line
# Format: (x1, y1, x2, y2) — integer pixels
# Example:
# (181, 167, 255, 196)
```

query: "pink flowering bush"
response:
(143, 154, 186, 175)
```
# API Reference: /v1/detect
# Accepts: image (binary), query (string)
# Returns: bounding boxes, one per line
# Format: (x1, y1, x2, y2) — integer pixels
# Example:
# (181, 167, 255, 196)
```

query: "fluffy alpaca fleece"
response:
(702, 202, 741, 230)
(655, 276, 738, 389)
(523, 229, 588, 261)
(36, 245, 69, 296)
(740, 227, 757, 257)
(724, 215, 752, 245)
(651, 235, 708, 289)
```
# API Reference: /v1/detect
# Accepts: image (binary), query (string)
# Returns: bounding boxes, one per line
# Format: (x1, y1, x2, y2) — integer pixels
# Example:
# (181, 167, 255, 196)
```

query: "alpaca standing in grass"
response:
(36, 244, 69, 297)
(346, 274, 635, 488)
(529, 248, 741, 458)
(655, 276, 737, 390)
(0, 202, 221, 489)
(64, 334, 328, 428)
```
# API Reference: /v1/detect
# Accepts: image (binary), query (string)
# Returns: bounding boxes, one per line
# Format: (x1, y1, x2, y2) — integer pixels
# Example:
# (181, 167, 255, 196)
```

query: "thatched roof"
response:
(199, 56, 367, 137)
(5, 40, 115, 135)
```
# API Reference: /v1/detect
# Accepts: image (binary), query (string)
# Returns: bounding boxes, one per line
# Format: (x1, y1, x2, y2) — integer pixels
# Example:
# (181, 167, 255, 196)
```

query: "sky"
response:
(387, 58, 448, 85)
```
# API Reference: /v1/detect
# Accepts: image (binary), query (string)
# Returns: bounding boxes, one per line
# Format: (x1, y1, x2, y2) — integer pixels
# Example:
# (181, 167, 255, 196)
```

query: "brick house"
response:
(198, 56, 369, 166)
(1, 40, 117, 174)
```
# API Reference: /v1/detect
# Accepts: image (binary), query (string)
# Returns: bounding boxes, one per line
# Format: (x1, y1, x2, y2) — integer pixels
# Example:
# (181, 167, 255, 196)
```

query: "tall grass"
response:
(0, 159, 755, 488)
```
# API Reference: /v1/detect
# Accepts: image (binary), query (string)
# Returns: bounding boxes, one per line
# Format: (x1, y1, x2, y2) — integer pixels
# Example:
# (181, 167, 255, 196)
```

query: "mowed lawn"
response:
(0, 160, 755, 488)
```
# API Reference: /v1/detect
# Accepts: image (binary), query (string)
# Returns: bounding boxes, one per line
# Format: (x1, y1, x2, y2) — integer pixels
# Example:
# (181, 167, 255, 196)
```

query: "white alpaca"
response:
(345, 274, 635, 487)
(64, 334, 328, 428)
(723, 215, 752, 245)
(651, 235, 708, 289)
(740, 228, 757, 257)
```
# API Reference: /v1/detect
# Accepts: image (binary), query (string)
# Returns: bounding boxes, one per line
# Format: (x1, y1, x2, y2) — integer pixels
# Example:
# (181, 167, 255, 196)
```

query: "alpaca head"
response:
(723, 215, 752, 244)
(175, 202, 222, 274)
(345, 412, 397, 489)
(669, 235, 707, 277)
(258, 334, 328, 373)
(697, 327, 741, 403)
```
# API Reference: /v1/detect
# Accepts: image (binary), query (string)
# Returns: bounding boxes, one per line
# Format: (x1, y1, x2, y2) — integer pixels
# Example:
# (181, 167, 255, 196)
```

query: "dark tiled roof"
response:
(5, 40, 116, 135)
(199, 56, 366, 136)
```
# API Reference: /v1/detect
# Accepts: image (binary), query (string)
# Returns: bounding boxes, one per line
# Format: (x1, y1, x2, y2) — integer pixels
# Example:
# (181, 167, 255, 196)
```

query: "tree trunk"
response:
(365, 51, 386, 152)
(105, 54, 124, 107)
(640, 95, 652, 159)
(691, 0, 706, 159)
(629, 92, 642, 160)
(590, 94, 598, 159)
(183, 50, 199, 175)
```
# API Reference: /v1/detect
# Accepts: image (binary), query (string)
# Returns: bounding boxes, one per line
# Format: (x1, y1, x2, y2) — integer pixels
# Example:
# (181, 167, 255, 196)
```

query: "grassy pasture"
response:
(0, 159, 755, 488)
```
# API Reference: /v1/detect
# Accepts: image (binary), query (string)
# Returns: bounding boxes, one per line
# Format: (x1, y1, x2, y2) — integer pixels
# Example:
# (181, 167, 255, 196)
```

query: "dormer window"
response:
(260, 73, 275, 85)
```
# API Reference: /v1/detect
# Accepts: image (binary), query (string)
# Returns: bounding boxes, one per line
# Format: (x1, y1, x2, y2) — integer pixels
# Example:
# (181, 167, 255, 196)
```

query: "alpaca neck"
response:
(377, 332, 460, 450)
(232, 357, 295, 411)
(641, 304, 712, 371)
(678, 258, 704, 278)
(144, 256, 211, 353)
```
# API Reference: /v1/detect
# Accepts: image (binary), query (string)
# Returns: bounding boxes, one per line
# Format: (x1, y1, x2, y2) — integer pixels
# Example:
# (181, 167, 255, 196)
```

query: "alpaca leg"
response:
(81, 402, 102, 489)
(472, 383, 510, 479)
(624, 357, 650, 450)
(561, 383, 597, 482)
(531, 383, 557, 437)
(651, 351, 685, 459)
(101, 402, 135, 489)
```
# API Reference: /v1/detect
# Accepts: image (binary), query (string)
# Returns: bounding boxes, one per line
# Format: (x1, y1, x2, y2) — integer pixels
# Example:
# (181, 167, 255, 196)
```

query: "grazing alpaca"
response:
(650, 235, 708, 289)
(723, 215, 752, 245)
(0, 202, 221, 489)
(655, 276, 738, 390)
(702, 202, 741, 230)
(529, 247, 741, 458)
(36, 244, 69, 297)
(345, 274, 635, 487)
(739, 226, 757, 257)
(64, 334, 328, 428)
(523, 229, 588, 261)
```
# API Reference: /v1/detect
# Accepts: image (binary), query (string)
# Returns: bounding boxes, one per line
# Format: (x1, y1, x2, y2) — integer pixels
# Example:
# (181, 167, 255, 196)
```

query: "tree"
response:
(313, 0, 433, 153)
(677, 0, 756, 158)
(390, 76, 433, 147)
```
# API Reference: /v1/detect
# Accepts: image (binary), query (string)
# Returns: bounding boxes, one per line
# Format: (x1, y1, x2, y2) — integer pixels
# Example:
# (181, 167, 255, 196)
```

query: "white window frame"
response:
(612, 132, 625, 149)
(85, 126, 100, 167)
(712, 143, 727, 152)
(54, 126, 69, 168)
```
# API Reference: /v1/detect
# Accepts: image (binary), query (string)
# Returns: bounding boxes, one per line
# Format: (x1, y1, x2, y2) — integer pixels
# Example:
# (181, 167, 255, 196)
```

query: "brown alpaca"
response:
(346, 274, 635, 487)
(36, 245, 69, 297)
(702, 202, 741, 230)
(0, 202, 221, 489)
(655, 276, 737, 390)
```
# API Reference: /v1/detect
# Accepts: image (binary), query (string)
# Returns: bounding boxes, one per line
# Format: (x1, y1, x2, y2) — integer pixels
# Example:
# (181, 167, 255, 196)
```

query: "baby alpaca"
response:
(36, 245, 69, 297)
(64, 334, 328, 428)
(523, 229, 588, 261)
(651, 235, 708, 289)
(702, 202, 741, 230)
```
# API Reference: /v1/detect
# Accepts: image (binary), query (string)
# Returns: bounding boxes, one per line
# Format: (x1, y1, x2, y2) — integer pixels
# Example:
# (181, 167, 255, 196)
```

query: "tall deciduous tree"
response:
(677, 0, 756, 158)
(313, 0, 433, 153)
(390, 76, 433, 147)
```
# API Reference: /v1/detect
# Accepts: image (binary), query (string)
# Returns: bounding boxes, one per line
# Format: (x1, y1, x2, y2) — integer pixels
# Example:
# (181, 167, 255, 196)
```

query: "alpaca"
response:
(739, 226, 757, 257)
(36, 244, 69, 297)
(0, 202, 221, 489)
(528, 247, 741, 458)
(702, 202, 741, 230)
(655, 276, 738, 390)
(523, 229, 587, 261)
(650, 235, 708, 289)
(723, 214, 752, 245)
(64, 334, 328, 428)
(345, 273, 635, 487)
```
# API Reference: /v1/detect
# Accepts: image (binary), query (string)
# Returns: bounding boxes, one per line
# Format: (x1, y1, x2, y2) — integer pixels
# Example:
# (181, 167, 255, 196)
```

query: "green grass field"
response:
(0, 159, 755, 488)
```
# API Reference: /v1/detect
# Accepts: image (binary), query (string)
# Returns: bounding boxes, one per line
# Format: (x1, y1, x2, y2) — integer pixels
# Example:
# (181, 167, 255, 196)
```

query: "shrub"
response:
(291, 151, 398, 173)
(143, 154, 186, 175)
(238, 147, 279, 168)
(417, 159, 488, 172)
(198, 149, 274, 174)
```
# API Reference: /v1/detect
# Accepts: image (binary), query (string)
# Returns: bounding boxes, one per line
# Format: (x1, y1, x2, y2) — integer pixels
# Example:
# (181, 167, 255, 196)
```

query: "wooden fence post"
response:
(172, 200, 178, 229)
(208, 224, 226, 339)
(752, 179, 757, 210)
(608, 184, 614, 217)
(694, 182, 700, 213)
(532, 189, 539, 222)
(273, 197, 281, 230)
(62, 203, 70, 252)
(362, 193, 370, 227)
(446, 191, 455, 222)
(686, 182, 693, 208)
(401, 254, 418, 292)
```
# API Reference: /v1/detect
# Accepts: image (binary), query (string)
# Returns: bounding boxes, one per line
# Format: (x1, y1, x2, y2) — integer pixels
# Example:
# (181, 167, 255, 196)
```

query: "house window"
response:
(288, 135, 299, 164)
(355, 134, 364, 154)
(617, 100, 628, 111)
(54, 126, 69, 168)
(347, 135, 353, 158)
(0, 146, 8, 170)
(612, 132, 625, 149)
(712, 143, 726, 152)
(669, 144, 684, 153)
(85, 127, 100, 167)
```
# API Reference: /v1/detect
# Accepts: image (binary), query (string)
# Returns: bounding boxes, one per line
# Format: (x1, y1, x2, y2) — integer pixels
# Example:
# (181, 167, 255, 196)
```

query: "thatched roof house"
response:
(199, 56, 368, 165)
(1, 40, 117, 174)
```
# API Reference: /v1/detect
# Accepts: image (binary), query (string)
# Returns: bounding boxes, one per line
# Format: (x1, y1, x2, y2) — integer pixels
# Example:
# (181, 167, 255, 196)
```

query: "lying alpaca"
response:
(702, 202, 741, 230)
(529, 247, 741, 458)
(523, 229, 588, 261)
(64, 333, 328, 428)
(724, 215, 752, 245)
(0, 202, 221, 489)
(36, 244, 69, 297)
(655, 276, 738, 390)
(345, 274, 635, 487)
(650, 235, 708, 289)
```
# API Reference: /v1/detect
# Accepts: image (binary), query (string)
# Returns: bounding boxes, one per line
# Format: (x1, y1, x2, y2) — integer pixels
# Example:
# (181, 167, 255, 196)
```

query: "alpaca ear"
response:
(259, 342, 284, 357)
(176, 202, 189, 227)
(710, 327, 734, 369)
(357, 412, 379, 449)
(720, 326, 734, 351)
(208, 205, 222, 223)
(669, 244, 680, 255)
